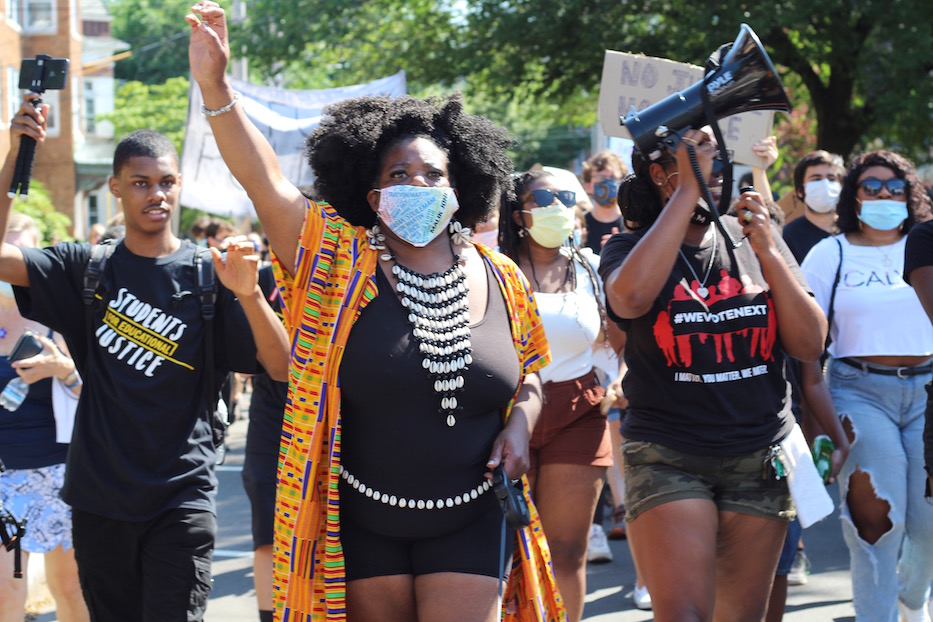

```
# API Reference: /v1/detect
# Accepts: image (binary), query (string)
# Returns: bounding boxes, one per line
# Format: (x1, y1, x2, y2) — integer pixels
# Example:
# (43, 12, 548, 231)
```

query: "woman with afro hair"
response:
(188, 4, 563, 622)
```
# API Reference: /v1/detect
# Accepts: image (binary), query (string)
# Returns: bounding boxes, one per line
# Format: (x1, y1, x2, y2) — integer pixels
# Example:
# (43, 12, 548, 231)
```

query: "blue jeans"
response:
(828, 358, 933, 621)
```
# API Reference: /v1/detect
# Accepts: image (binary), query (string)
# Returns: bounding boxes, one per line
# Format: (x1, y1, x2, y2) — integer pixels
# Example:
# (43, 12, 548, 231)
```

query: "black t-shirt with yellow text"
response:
(15, 240, 258, 520)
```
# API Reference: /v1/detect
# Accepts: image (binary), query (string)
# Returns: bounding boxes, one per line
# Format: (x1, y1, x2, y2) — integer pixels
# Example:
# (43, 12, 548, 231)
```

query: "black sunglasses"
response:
(526, 188, 576, 209)
(858, 177, 907, 197)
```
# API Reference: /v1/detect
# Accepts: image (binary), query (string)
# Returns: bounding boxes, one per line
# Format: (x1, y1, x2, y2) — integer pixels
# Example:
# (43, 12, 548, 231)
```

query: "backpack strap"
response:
(193, 248, 217, 419)
(83, 240, 117, 306)
(824, 237, 843, 352)
(83, 240, 118, 336)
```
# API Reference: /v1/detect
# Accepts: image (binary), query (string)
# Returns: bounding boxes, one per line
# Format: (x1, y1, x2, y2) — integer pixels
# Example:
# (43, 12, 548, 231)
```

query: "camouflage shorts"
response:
(621, 440, 795, 522)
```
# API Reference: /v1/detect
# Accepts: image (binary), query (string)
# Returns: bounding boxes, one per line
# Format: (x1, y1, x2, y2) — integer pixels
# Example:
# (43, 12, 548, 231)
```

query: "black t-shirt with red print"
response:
(598, 216, 808, 456)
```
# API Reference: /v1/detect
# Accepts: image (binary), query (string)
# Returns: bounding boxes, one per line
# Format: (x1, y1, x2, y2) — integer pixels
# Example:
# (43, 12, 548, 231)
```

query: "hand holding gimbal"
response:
(9, 54, 68, 200)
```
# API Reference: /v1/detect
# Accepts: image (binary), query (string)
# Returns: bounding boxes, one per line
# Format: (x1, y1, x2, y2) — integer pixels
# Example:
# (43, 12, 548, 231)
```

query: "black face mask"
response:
(690, 204, 712, 226)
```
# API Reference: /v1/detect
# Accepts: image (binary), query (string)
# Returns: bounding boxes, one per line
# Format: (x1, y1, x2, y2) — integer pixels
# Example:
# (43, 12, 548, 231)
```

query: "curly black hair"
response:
(836, 150, 930, 235)
(305, 93, 514, 229)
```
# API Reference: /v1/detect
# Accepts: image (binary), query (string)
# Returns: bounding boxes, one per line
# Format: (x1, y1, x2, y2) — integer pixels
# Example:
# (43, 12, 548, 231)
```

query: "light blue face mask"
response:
(0, 281, 13, 298)
(375, 185, 460, 247)
(857, 199, 908, 231)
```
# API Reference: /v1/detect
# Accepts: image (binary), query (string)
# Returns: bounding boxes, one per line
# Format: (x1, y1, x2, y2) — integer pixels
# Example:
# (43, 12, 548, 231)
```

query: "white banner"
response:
(180, 71, 407, 218)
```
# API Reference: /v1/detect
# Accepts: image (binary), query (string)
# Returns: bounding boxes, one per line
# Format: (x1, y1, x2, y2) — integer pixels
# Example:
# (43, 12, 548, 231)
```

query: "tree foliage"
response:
(11, 180, 73, 244)
(100, 77, 191, 155)
(233, 0, 933, 166)
(110, 0, 230, 84)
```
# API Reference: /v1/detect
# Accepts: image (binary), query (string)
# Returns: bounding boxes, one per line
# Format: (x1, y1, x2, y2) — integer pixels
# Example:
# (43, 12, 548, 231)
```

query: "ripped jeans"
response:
(828, 358, 933, 621)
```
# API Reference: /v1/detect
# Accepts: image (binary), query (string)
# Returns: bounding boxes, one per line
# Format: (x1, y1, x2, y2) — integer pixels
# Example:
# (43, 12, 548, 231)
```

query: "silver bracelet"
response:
(201, 92, 240, 117)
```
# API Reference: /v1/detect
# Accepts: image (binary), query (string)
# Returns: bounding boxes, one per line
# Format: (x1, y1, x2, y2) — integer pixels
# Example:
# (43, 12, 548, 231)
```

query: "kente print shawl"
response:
(270, 199, 565, 622)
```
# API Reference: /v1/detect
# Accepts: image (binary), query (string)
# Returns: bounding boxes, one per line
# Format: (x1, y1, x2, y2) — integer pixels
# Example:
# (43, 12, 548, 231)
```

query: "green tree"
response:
(110, 0, 230, 84)
(233, 0, 933, 164)
(101, 77, 191, 154)
(10, 180, 72, 244)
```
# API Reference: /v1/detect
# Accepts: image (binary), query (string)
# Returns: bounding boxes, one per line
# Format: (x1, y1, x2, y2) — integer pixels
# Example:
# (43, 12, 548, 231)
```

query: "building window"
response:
(23, 0, 56, 34)
(7, 68, 21, 123)
(85, 88, 96, 135)
(87, 195, 99, 228)
(42, 90, 60, 138)
(7, 0, 21, 26)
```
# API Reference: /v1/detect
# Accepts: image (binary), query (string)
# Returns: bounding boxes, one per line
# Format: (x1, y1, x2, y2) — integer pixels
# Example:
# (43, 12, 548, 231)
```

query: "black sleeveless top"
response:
(339, 259, 520, 538)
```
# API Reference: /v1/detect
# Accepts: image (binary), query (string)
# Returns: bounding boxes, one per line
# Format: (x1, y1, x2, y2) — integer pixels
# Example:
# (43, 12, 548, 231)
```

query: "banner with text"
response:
(180, 71, 407, 218)
(598, 51, 773, 167)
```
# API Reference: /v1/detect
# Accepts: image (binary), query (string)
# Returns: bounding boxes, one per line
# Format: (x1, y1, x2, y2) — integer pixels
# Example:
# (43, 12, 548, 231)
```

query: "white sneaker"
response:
(899, 599, 933, 622)
(787, 550, 810, 586)
(632, 583, 652, 610)
(586, 523, 613, 563)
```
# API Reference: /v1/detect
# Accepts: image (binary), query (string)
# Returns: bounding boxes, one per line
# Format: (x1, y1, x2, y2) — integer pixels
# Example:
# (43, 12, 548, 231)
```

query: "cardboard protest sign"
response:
(597, 50, 775, 168)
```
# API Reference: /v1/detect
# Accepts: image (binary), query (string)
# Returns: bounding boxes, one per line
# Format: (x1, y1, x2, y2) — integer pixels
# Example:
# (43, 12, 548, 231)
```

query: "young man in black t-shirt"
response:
(781, 150, 844, 264)
(0, 95, 289, 621)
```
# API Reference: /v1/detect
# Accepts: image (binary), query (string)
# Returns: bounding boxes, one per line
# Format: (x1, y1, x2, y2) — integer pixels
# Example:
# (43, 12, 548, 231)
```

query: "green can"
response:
(812, 435, 834, 484)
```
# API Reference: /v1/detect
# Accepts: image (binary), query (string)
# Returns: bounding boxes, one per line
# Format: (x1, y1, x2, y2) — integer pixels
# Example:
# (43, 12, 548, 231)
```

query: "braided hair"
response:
(499, 170, 610, 343)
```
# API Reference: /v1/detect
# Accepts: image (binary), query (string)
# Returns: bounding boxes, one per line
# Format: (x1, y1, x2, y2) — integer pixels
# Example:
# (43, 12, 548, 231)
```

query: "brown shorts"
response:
(528, 369, 612, 480)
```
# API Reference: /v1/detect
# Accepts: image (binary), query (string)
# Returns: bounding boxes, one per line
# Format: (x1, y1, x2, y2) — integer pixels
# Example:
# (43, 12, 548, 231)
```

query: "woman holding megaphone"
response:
(597, 129, 826, 620)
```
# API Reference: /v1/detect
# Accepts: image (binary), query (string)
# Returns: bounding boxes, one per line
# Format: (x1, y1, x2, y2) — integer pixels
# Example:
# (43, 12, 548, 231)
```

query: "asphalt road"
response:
(31, 412, 858, 621)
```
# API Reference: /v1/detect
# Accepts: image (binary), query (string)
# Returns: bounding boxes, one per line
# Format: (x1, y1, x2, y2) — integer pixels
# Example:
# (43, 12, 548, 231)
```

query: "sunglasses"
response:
(525, 188, 576, 209)
(858, 177, 907, 197)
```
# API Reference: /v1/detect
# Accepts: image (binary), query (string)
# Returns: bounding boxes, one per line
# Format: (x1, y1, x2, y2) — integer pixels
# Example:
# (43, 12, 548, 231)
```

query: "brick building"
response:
(0, 0, 124, 240)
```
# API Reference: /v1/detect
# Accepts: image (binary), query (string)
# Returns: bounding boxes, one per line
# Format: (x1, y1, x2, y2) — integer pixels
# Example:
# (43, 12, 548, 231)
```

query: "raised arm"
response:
(604, 130, 714, 318)
(187, 2, 305, 274)
(212, 238, 290, 381)
(0, 95, 49, 286)
(733, 188, 827, 361)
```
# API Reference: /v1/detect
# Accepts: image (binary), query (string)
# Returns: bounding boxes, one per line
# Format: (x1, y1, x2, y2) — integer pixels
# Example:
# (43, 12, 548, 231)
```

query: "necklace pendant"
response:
(882, 256, 892, 267)
(446, 414, 456, 427)
(697, 286, 709, 298)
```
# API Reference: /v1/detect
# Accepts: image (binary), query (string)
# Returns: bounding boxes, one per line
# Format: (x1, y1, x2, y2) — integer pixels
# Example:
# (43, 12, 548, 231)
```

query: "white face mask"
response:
(803, 179, 841, 214)
(375, 185, 459, 247)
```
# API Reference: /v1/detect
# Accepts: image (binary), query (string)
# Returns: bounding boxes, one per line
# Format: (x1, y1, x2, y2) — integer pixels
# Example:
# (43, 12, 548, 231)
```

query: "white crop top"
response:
(801, 234, 933, 358)
(534, 249, 609, 384)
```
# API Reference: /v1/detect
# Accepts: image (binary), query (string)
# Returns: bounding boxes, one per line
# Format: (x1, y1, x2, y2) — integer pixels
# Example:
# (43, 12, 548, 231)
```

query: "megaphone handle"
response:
(684, 144, 741, 249)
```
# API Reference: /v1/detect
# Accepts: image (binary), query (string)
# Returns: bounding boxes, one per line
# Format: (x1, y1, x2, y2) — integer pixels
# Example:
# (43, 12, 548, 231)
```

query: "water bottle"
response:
(811, 435, 834, 484)
(0, 377, 29, 411)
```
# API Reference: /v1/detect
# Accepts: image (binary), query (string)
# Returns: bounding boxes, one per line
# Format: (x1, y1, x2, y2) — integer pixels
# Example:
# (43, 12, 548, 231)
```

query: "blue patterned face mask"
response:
(593, 179, 620, 207)
(857, 199, 907, 231)
(375, 185, 460, 247)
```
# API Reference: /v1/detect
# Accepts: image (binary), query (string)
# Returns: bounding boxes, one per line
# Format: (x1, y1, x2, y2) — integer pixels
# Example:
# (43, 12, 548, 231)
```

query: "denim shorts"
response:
(621, 440, 795, 522)
(0, 463, 73, 553)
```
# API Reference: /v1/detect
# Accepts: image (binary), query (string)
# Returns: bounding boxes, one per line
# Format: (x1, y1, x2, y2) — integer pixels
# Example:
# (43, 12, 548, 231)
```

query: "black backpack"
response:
(82, 241, 229, 460)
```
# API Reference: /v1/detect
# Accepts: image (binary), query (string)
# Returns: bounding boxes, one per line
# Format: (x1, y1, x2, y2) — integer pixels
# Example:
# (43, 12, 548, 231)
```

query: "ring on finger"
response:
(744, 211, 753, 223)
